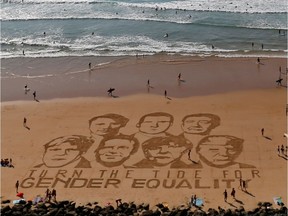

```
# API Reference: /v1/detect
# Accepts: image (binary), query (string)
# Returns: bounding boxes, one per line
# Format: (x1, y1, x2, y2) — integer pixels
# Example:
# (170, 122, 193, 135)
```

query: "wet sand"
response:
(1, 55, 286, 101)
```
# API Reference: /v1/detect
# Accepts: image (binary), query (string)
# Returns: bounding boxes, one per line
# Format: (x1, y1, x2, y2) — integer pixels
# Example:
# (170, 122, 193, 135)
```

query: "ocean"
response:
(1, 0, 287, 59)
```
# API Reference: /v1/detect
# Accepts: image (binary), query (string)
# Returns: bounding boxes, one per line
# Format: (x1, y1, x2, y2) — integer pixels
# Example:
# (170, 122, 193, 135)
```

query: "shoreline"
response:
(1, 55, 287, 102)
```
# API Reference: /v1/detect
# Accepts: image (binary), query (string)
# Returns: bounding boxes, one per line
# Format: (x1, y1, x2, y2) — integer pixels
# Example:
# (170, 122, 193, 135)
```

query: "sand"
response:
(1, 55, 287, 211)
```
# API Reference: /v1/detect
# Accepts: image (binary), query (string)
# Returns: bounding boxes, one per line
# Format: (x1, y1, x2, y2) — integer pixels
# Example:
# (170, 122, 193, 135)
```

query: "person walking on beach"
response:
(89, 62, 91, 69)
(257, 57, 260, 64)
(190, 194, 194, 207)
(33, 91, 36, 100)
(238, 177, 243, 190)
(164, 90, 167, 98)
(23, 117, 27, 127)
(223, 189, 228, 202)
(51, 189, 57, 202)
(242, 180, 247, 191)
(281, 145, 285, 155)
(15, 180, 19, 193)
(261, 128, 264, 136)
(261, 44, 264, 49)
(178, 73, 181, 81)
(147, 79, 150, 87)
(231, 188, 236, 199)
(23, 117, 30, 130)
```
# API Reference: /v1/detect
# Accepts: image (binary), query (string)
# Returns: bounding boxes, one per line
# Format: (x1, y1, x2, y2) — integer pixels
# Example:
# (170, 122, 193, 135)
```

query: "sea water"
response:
(1, 0, 287, 58)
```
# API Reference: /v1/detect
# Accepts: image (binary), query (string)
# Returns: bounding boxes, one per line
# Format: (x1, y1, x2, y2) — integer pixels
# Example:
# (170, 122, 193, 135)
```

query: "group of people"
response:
(35, 112, 255, 169)
(277, 144, 288, 159)
(45, 188, 57, 202)
(24, 84, 38, 101)
(223, 188, 236, 202)
(1, 158, 14, 168)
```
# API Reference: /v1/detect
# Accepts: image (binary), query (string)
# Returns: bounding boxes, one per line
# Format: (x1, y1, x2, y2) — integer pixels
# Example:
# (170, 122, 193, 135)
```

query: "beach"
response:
(1, 55, 287, 211)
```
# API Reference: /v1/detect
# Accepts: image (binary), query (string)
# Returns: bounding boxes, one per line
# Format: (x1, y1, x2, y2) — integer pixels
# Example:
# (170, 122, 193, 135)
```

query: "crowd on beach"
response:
(1, 158, 14, 168)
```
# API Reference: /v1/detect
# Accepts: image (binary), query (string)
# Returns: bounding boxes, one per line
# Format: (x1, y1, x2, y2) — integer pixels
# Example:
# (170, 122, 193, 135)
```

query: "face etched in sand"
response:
(182, 116, 212, 134)
(196, 135, 243, 167)
(142, 136, 189, 166)
(89, 114, 129, 138)
(95, 136, 139, 167)
(90, 118, 121, 136)
(147, 143, 186, 165)
(98, 139, 133, 162)
(137, 115, 173, 135)
(181, 114, 220, 135)
(42, 135, 91, 168)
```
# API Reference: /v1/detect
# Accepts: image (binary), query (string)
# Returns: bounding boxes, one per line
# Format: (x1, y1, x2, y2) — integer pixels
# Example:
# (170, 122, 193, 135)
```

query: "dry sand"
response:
(1, 56, 287, 211)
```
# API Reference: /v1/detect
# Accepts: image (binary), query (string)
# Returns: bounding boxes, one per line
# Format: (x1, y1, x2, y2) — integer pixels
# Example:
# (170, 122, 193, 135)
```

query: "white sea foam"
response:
(1, 0, 286, 59)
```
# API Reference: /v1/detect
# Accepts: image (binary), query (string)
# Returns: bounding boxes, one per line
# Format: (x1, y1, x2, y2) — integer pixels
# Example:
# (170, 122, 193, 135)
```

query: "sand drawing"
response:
(196, 135, 255, 168)
(83, 114, 129, 162)
(180, 113, 221, 136)
(132, 135, 192, 168)
(35, 113, 255, 169)
(124, 112, 174, 167)
(89, 114, 129, 138)
(178, 113, 221, 165)
(95, 135, 139, 167)
(34, 135, 93, 168)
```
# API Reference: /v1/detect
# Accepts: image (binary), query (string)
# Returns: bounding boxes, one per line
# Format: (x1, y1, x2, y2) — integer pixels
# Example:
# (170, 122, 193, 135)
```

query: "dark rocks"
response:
(1, 200, 287, 216)
(1, 199, 11, 204)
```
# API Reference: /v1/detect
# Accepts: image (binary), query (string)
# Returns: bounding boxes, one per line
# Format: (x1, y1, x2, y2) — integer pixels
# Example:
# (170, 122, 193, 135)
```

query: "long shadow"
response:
(263, 136, 272, 141)
(177, 79, 186, 86)
(278, 155, 288, 160)
(226, 201, 237, 208)
(166, 97, 172, 100)
(147, 86, 154, 93)
(242, 190, 255, 197)
(112, 95, 119, 98)
(24, 126, 31, 130)
(235, 199, 244, 205)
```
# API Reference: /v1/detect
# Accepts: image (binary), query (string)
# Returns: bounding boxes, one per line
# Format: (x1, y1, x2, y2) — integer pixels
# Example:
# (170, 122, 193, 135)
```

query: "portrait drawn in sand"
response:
(35, 113, 255, 169)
